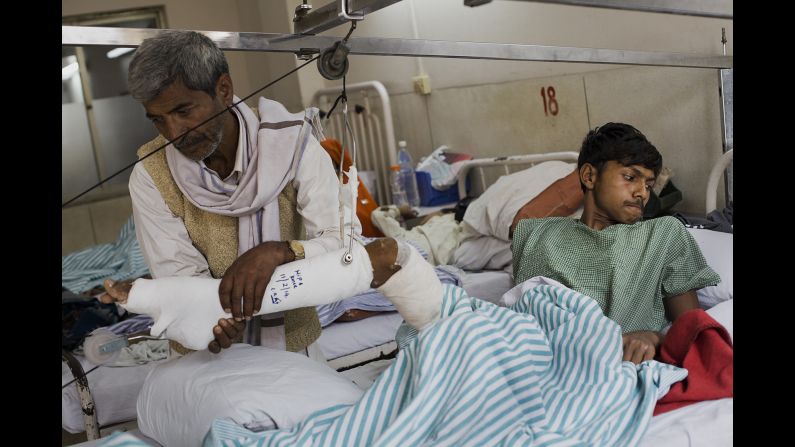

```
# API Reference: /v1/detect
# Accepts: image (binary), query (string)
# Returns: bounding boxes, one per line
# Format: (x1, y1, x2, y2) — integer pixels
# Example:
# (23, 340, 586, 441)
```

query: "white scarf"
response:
(166, 96, 319, 255)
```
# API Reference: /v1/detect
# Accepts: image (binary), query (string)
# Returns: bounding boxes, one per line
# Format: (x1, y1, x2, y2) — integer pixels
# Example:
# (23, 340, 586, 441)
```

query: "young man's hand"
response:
(208, 318, 246, 353)
(621, 331, 662, 364)
(98, 278, 134, 304)
(218, 240, 294, 321)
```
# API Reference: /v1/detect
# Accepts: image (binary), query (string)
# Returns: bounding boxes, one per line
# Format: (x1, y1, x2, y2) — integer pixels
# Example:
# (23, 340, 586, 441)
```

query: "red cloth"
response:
(653, 309, 733, 416)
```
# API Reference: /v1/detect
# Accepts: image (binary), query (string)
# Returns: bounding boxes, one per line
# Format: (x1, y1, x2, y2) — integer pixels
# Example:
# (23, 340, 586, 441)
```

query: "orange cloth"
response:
(509, 170, 584, 238)
(320, 138, 384, 237)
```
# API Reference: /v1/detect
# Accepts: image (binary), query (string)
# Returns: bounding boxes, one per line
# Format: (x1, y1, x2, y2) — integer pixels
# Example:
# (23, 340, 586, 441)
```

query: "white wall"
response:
(316, 0, 733, 95)
(63, 0, 307, 112)
(62, 0, 732, 217)
(384, 64, 727, 215)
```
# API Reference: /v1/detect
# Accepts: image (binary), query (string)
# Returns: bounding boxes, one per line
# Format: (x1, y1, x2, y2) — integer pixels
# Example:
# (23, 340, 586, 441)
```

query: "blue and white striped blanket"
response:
(202, 282, 687, 447)
(62, 216, 150, 294)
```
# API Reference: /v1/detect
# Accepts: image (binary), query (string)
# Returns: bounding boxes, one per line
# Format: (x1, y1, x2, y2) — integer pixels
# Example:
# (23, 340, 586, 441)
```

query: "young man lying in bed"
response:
(510, 122, 721, 364)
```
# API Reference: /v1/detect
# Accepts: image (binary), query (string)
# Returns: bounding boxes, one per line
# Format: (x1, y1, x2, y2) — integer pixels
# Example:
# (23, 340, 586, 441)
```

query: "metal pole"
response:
(472, 0, 732, 19)
(63, 26, 732, 70)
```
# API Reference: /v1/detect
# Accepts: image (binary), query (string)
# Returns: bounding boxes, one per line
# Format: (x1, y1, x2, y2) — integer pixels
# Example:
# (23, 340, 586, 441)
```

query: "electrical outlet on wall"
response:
(413, 74, 431, 95)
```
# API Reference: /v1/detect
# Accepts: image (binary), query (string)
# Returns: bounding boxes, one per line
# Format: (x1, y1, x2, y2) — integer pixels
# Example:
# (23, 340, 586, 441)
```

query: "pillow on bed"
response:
(509, 169, 584, 237)
(462, 160, 576, 241)
(453, 235, 512, 271)
(686, 227, 732, 309)
(137, 345, 363, 447)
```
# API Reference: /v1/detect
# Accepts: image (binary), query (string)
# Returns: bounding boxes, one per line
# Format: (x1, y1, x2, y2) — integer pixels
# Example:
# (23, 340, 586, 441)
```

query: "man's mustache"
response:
(173, 132, 206, 150)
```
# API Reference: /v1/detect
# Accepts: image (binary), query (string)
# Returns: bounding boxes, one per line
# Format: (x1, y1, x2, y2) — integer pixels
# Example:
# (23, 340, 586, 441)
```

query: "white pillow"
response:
(686, 228, 733, 309)
(137, 345, 364, 447)
(462, 161, 576, 241)
(453, 234, 512, 271)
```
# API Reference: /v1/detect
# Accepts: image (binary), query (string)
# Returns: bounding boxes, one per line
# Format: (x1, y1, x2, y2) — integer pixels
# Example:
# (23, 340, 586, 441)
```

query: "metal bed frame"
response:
(61, 0, 732, 441)
(456, 151, 580, 200)
(311, 80, 397, 206)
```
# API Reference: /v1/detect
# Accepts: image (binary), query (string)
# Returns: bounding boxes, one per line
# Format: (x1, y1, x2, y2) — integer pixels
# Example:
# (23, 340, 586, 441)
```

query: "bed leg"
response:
(62, 350, 100, 440)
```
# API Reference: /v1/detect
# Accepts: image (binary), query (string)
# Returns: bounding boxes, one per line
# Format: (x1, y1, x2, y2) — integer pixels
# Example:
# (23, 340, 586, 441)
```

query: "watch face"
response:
(290, 241, 304, 259)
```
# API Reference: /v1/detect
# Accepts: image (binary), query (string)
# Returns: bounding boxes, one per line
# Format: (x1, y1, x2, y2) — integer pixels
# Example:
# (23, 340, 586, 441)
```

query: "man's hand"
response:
(218, 240, 294, 321)
(622, 331, 662, 364)
(208, 318, 246, 353)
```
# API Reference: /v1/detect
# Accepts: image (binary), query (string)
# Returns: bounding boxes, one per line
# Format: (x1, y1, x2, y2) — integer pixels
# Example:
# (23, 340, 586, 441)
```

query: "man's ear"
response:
(215, 73, 234, 106)
(579, 163, 597, 191)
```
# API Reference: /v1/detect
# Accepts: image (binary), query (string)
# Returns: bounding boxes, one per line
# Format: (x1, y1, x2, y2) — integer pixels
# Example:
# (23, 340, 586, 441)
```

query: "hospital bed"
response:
(70, 296, 733, 447)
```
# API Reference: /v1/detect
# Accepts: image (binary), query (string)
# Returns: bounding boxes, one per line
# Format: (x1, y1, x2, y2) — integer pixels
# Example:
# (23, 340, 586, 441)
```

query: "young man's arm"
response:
(663, 289, 700, 322)
(622, 289, 700, 364)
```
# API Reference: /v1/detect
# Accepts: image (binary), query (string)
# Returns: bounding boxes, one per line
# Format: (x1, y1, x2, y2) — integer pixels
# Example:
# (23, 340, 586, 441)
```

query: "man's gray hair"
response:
(127, 30, 229, 103)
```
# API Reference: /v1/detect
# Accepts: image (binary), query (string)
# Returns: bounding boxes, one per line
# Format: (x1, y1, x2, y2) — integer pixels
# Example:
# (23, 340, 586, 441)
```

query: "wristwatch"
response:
(288, 240, 305, 261)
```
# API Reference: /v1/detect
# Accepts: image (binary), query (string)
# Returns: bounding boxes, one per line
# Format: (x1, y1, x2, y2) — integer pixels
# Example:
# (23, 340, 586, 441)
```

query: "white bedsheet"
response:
(642, 398, 733, 446)
(316, 311, 404, 360)
(62, 355, 169, 433)
(455, 267, 514, 305)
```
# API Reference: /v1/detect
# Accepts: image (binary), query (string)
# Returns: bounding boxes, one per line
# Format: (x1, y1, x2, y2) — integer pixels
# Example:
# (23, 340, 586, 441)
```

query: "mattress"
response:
(641, 398, 733, 446)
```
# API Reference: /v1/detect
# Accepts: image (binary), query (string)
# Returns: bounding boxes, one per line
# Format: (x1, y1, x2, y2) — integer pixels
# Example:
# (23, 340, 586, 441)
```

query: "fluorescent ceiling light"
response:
(62, 62, 79, 81)
(106, 47, 135, 59)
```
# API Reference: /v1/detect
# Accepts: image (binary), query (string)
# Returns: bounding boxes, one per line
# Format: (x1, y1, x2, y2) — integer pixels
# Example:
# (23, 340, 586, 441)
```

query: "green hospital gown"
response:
(512, 216, 720, 332)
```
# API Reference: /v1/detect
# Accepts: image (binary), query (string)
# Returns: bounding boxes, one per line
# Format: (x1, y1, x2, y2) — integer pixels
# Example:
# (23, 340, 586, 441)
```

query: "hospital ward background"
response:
(61, 1, 733, 445)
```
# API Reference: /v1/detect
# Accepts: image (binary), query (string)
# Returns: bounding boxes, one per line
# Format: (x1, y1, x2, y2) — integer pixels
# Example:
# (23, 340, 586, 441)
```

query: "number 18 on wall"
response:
(540, 86, 559, 116)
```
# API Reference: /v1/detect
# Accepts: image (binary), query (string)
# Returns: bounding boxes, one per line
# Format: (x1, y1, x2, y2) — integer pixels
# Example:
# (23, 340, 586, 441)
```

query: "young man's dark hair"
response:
(577, 123, 662, 191)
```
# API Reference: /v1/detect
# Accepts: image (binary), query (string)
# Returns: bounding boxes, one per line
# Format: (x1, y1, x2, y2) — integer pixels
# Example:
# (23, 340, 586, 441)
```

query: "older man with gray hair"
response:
(123, 30, 358, 358)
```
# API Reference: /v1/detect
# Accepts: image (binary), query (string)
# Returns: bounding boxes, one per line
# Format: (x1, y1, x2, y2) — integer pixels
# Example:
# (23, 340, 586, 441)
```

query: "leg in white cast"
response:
(372, 239, 442, 331)
(103, 238, 443, 351)
(111, 243, 374, 351)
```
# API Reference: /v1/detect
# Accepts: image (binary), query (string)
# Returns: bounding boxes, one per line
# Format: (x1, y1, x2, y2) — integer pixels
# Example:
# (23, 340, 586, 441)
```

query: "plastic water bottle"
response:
(389, 165, 409, 208)
(397, 141, 421, 207)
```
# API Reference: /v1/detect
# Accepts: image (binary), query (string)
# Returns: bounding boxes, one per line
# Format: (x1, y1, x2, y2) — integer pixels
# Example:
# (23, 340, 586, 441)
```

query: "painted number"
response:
(540, 86, 559, 116)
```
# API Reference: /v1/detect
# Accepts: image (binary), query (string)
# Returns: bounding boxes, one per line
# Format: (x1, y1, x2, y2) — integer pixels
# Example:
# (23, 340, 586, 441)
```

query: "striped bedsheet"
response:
(202, 282, 687, 446)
